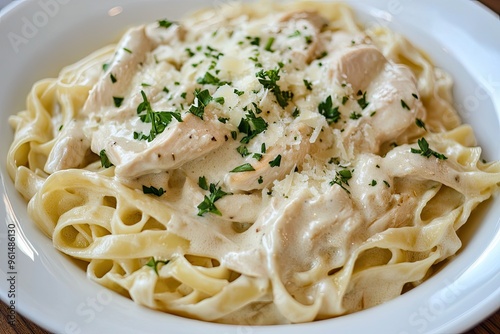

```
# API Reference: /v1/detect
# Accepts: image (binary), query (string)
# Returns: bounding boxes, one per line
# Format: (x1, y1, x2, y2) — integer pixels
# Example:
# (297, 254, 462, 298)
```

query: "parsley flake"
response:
(256, 68, 293, 108)
(357, 91, 369, 110)
(197, 72, 231, 87)
(238, 110, 268, 144)
(113, 96, 124, 108)
(142, 185, 165, 197)
(188, 89, 212, 119)
(401, 99, 411, 110)
(350, 111, 362, 120)
(146, 257, 170, 275)
(415, 118, 426, 130)
(230, 163, 255, 173)
(134, 91, 182, 142)
(197, 182, 231, 216)
(269, 155, 282, 167)
(410, 138, 447, 160)
(99, 149, 113, 168)
(303, 79, 313, 91)
(330, 169, 352, 194)
(264, 37, 275, 52)
(234, 89, 245, 96)
(318, 96, 340, 124)
(198, 176, 208, 190)
(158, 19, 175, 29)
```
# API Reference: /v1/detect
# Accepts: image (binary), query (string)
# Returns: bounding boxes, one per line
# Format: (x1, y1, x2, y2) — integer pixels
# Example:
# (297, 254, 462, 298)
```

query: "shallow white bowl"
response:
(0, 1, 499, 333)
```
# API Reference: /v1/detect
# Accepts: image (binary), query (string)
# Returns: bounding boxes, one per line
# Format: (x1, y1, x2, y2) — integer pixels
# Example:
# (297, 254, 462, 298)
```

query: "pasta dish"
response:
(7, 0, 500, 325)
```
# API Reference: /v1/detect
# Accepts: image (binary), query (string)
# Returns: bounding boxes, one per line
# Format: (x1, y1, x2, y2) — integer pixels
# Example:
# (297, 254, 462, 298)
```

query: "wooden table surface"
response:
(1, 0, 499, 333)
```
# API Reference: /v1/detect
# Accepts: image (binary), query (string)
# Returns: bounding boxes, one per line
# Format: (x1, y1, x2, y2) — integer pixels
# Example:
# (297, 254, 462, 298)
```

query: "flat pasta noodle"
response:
(7, 0, 500, 325)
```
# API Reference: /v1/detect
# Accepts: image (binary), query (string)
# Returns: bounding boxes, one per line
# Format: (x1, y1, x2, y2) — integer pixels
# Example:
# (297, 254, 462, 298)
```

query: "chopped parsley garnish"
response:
(231, 131, 238, 140)
(185, 47, 195, 57)
(292, 107, 300, 118)
(197, 72, 231, 87)
(410, 138, 447, 160)
(342, 96, 349, 105)
(188, 89, 212, 119)
(317, 51, 328, 59)
(264, 37, 275, 52)
(318, 96, 340, 124)
(303, 79, 313, 91)
(304, 35, 313, 44)
(357, 91, 369, 110)
(237, 145, 250, 157)
(214, 97, 225, 105)
(113, 96, 124, 108)
(261, 143, 267, 153)
(238, 110, 268, 144)
(123, 47, 132, 54)
(145, 257, 170, 275)
(401, 99, 411, 110)
(110, 73, 117, 83)
(99, 149, 113, 168)
(142, 185, 165, 197)
(350, 111, 362, 120)
(158, 19, 175, 28)
(370, 111, 377, 117)
(252, 153, 263, 161)
(247, 36, 261, 46)
(141, 83, 151, 87)
(218, 117, 229, 123)
(102, 63, 110, 71)
(415, 118, 426, 130)
(198, 176, 208, 190)
(369, 180, 377, 186)
(269, 155, 282, 167)
(230, 163, 255, 173)
(204, 45, 224, 60)
(197, 182, 230, 216)
(330, 169, 352, 194)
(383, 180, 390, 188)
(163, 86, 170, 94)
(412, 93, 419, 99)
(256, 68, 293, 108)
(289, 30, 301, 38)
(234, 89, 245, 96)
(134, 90, 182, 142)
(258, 176, 264, 184)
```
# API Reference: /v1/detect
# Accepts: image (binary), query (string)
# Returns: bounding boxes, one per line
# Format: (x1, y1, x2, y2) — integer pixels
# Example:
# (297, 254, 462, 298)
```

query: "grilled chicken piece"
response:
(82, 26, 154, 117)
(225, 124, 311, 192)
(45, 120, 91, 173)
(92, 112, 230, 179)
(275, 11, 329, 64)
(331, 45, 424, 153)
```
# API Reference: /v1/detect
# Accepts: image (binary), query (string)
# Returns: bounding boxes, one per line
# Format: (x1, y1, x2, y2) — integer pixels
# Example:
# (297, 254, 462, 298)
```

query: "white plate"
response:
(0, 1, 499, 333)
